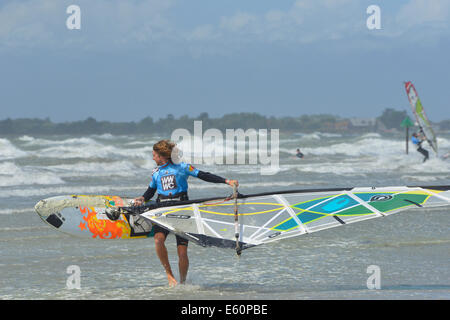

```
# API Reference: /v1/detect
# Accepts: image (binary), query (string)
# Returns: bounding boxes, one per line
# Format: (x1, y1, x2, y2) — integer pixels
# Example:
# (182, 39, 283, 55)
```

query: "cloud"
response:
(220, 12, 258, 33)
(0, 0, 175, 51)
(0, 0, 61, 47)
(396, 0, 450, 27)
(186, 0, 362, 46)
(1, 0, 449, 55)
(183, 0, 450, 54)
(0, 0, 366, 52)
(373, 0, 450, 46)
(185, 24, 216, 42)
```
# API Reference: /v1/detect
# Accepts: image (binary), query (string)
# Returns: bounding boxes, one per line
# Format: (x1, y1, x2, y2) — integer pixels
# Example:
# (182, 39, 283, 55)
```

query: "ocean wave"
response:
(1, 133, 449, 189)
(401, 175, 441, 182)
(359, 133, 381, 139)
(0, 179, 323, 200)
(0, 208, 35, 215)
(188, 180, 315, 189)
(294, 132, 343, 139)
(154, 135, 449, 162)
(0, 162, 64, 187)
(21, 136, 99, 147)
(302, 138, 403, 157)
(32, 143, 154, 160)
(297, 133, 321, 140)
(292, 153, 450, 175)
(296, 163, 363, 175)
(373, 239, 450, 248)
(9, 133, 450, 163)
(92, 133, 116, 140)
(18, 135, 35, 142)
(0, 138, 28, 160)
(45, 161, 140, 177)
(0, 185, 142, 199)
(16, 136, 154, 160)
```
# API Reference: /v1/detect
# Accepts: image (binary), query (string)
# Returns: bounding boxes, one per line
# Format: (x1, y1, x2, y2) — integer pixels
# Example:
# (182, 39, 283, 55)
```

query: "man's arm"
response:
(197, 171, 226, 183)
(143, 187, 156, 201)
(197, 171, 238, 187)
(134, 187, 156, 205)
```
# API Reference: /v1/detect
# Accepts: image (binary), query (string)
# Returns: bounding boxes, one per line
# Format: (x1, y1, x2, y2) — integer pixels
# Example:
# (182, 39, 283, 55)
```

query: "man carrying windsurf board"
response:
(134, 140, 238, 286)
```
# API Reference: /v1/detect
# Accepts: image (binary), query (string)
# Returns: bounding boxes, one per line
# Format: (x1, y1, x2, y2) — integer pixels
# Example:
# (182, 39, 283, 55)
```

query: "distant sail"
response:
(405, 81, 438, 154)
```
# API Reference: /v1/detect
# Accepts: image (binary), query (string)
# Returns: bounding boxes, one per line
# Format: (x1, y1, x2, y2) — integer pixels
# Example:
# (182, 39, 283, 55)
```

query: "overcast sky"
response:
(1, 0, 449, 122)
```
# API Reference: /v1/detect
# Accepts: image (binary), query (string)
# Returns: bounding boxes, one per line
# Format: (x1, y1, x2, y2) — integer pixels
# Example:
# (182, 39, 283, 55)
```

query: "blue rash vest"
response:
(149, 162, 200, 197)
(411, 136, 421, 146)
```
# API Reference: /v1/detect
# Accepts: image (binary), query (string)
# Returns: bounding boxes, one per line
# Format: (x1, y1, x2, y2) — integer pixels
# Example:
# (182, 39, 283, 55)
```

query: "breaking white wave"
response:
(0, 138, 28, 160)
(20, 136, 99, 147)
(45, 161, 141, 177)
(0, 162, 64, 187)
(31, 143, 153, 160)
(1, 133, 449, 189)
(0, 208, 34, 215)
(302, 137, 403, 157)
(0, 185, 141, 199)
(401, 175, 441, 182)
(18, 135, 35, 142)
(359, 133, 381, 139)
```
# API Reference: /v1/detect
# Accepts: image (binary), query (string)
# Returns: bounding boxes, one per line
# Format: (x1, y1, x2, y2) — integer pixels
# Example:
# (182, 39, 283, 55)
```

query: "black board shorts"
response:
(153, 224, 189, 247)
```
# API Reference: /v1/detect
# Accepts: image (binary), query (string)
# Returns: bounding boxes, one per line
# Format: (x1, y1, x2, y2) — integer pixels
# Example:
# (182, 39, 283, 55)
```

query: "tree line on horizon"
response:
(1, 109, 449, 135)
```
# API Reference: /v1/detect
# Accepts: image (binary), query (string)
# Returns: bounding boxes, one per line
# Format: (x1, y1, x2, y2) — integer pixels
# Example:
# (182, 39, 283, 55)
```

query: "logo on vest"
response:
(161, 175, 177, 191)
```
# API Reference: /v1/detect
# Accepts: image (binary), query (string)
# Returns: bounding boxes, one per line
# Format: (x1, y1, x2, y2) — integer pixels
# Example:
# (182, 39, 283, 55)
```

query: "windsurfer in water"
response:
(296, 148, 304, 159)
(411, 132, 429, 162)
(134, 140, 238, 286)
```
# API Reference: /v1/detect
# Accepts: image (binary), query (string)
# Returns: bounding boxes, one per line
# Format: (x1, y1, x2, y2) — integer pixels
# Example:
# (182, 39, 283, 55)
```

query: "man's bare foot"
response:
(168, 275, 178, 287)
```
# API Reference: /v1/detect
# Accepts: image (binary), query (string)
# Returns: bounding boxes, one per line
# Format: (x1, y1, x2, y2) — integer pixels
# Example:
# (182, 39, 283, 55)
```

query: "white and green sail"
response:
(140, 185, 450, 251)
(405, 81, 438, 154)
